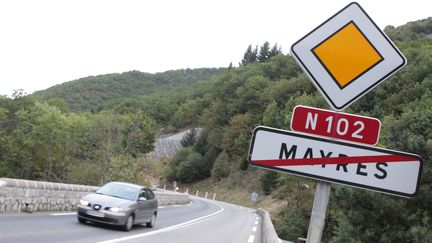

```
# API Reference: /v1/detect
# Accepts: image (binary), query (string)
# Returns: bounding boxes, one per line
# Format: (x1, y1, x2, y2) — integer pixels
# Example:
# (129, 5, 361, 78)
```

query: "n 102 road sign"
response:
(248, 126, 422, 198)
(291, 105, 381, 145)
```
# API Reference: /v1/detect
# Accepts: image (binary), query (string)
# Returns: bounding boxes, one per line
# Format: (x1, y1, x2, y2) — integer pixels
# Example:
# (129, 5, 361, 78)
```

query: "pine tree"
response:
(180, 128, 198, 147)
(269, 43, 282, 58)
(240, 45, 258, 66)
(258, 41, 271, 62)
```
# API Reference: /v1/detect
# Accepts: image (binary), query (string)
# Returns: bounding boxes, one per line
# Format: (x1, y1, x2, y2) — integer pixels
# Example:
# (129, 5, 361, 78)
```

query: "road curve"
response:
(0, 197, 262, 243)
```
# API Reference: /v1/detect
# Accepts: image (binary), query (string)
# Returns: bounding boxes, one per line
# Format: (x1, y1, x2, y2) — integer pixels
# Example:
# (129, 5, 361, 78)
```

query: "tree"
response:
(260, 171, 279, 195)
(276, 204, 308, 241)
(46, 97, 70, 113)
(240, 45, 258, 66)
(27, 102, 68, 181)
(269, 43, 282, 58)
(258, 41, 271, 62)
(221, 113, 256, 168)
(262, 100, 283, 128)
(107, 155, 149, 186)
(234, 75, 272, 113)
(241, 42, 282, 65)
(176, 152, 204, 182)
(164, 147, 194, 181)
(171, 99, 204, 127)
(181, 128, 199, 147)
(211, 151, 230, 180)
(120, 111, 156, 156)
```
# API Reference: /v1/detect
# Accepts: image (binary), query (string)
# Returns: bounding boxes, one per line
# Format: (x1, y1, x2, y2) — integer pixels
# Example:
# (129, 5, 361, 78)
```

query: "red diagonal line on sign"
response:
(252, 155, 417, 167)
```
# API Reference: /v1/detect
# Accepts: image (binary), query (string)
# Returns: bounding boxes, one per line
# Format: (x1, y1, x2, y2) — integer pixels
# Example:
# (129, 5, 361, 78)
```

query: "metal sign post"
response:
(306, 104, 338, 243)
(307, 181, 331, 243)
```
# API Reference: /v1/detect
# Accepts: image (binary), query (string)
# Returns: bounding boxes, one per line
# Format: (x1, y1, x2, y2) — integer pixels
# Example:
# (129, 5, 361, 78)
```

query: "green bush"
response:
(211, 151, 230, 180)
(260, 171, 280, 195)
(277, 204, 308, 241)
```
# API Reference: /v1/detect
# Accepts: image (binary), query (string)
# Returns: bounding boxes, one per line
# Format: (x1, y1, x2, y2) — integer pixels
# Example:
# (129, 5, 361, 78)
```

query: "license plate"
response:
(87, 210, 105, 217)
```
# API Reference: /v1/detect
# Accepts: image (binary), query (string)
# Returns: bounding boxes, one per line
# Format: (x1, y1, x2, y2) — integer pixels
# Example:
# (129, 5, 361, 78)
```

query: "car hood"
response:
(82, 193, 134, 207)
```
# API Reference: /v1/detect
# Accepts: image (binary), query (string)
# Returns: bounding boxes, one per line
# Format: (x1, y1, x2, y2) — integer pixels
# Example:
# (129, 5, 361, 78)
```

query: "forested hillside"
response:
(0, 18, 431, 242)
(33, 68, 225, 112)
(0, 93, 159, 186)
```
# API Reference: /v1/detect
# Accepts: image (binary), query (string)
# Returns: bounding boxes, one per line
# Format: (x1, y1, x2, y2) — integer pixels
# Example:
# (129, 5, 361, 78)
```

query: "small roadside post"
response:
(251, 192, 259, 202)
(173, 181, 177, 192)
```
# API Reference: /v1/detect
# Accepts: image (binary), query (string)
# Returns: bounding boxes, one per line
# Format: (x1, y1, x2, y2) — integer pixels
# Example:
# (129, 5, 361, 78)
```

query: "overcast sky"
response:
(0, 0, 430, 97)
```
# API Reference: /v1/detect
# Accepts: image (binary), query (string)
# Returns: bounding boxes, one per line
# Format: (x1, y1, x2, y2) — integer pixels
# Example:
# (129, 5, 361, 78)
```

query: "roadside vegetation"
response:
(0, 18, 431, 242)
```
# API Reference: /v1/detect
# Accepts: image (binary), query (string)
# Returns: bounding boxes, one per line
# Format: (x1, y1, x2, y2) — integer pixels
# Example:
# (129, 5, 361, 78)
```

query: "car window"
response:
(139, 189, 147, 199)
(145, 189, 155, 199)
(96, 183, 139, 201)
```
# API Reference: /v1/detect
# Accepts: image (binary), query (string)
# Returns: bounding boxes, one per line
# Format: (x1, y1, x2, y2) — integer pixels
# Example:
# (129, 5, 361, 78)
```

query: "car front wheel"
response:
(78, 217, 86, 224)
(123, 215, 134, 231)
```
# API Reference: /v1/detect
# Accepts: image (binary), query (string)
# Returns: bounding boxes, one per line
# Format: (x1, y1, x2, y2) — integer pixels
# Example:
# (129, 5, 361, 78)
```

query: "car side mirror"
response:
(138, 197, 147, 201)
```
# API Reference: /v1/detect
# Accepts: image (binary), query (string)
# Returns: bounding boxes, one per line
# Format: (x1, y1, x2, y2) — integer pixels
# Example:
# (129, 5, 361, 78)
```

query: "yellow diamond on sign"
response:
(312, 22, 383, 88)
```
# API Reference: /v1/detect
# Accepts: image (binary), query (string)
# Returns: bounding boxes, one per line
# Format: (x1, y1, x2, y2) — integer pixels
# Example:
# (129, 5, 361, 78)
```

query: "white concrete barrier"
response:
(154, 190, 190, 206)
(0, 178, 189, 213)
(257, 208, 282, 243)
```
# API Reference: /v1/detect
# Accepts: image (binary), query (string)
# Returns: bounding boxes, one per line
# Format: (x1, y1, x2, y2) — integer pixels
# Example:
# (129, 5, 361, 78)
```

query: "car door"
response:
(136, 189, 151, 223)
(144, 189, 158, 214)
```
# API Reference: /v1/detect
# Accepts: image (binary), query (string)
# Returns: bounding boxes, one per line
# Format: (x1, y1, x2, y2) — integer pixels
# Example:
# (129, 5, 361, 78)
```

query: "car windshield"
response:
(96, 183, 139, 201)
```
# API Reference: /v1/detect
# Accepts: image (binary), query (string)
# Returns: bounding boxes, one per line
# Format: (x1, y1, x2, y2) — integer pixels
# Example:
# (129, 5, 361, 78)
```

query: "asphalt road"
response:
(0, 197, 262, 243)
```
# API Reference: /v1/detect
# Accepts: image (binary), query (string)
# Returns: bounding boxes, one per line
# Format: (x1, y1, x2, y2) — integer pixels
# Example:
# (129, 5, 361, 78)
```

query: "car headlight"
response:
(79, 199, 89, 206)
(109, 207, 123, 213)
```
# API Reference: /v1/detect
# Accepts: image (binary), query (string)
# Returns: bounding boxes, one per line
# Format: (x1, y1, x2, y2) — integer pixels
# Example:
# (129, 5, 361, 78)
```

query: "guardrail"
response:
(154, 189, 190, 206)
(257, 208, 282, 243)
(0, 178, 189, 213)
(0, 178, 98, 192)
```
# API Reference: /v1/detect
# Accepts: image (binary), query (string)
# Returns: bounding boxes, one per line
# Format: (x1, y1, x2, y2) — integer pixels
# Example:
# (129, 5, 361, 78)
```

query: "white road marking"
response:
(254, 220, 258, 225)
(51, 212, 77, 216)
(248, 235, 255, 243)
(256, 216, 259, 220)
(252, 226, 257, 232)
(98, 202, 224, 243)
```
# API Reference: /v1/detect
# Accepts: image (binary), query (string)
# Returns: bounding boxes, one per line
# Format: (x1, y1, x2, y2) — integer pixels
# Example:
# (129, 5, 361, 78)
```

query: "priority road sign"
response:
(291, 105, 381, 145)
(290, 2, 406, 111)
(248, 126, 422, 198)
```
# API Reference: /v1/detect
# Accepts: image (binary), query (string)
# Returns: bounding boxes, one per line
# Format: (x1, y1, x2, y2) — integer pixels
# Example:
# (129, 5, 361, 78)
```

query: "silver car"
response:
(77, 182, 158, 231)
